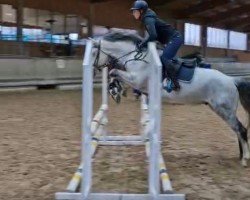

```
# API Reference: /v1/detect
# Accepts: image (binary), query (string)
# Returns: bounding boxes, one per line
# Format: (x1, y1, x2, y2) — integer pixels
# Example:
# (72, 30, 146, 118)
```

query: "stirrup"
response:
(163, 78, 174, 93)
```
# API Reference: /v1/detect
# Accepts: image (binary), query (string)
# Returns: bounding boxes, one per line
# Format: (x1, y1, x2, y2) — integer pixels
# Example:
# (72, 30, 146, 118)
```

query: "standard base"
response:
(55, 192, 185, 200)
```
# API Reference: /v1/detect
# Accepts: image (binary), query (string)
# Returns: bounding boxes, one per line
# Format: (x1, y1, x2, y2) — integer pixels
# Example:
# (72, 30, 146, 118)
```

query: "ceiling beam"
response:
(231, 21, 250, 32)
(0, 0, 89, 16)
(177, 0, 232, 19)
(225, 15, 250, 30)
(0, 0, 16, 6)
(90, 0, 120, 3)
(148, 0, 177, 7)
(208, 8, 250, 28)
(205, 5, 250, 25)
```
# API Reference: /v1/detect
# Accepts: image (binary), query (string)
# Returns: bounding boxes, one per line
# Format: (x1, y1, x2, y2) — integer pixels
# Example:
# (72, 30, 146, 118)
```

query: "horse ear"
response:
(88, 37, 99, 47)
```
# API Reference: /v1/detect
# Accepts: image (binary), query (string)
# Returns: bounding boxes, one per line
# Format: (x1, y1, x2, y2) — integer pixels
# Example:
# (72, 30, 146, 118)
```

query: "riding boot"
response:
(166, 62, 180, 91)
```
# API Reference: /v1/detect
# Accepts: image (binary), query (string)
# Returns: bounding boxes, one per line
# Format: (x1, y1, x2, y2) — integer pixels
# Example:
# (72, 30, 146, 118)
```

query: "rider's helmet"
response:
(130, 0, 148, 12)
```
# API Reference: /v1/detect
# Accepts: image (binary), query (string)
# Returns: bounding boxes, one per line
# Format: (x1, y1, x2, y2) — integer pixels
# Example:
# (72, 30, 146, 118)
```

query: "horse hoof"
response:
(115, 95, 121, 104)
(122, 90, 127, 97)
(246, 151, 250, 160)
(241, 159, 248, 167)
(135, 95, 140, 100)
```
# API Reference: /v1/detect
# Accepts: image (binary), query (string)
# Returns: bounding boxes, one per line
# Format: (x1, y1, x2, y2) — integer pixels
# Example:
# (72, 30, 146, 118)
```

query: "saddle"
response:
(170, 58, 197, 83)
(174, 58, 197, 68)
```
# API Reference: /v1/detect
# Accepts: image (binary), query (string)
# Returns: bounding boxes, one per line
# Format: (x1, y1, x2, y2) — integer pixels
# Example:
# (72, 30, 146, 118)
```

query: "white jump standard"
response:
(55, 40, 185, 200)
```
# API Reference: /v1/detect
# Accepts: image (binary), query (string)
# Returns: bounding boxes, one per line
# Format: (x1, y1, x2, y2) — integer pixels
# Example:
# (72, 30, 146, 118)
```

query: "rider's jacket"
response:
(140, 9, 181, 47)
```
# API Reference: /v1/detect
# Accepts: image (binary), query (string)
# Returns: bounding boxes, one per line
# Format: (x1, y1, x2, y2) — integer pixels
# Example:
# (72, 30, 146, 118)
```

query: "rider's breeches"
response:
(160, 35, 183, 78)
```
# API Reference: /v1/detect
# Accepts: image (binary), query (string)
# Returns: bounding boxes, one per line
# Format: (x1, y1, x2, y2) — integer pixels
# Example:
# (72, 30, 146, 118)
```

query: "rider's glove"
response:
(136, 42, 145, 51)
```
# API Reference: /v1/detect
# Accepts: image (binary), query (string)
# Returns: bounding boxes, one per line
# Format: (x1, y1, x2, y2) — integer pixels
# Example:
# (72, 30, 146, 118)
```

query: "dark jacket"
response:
(140, 9, 179, 47)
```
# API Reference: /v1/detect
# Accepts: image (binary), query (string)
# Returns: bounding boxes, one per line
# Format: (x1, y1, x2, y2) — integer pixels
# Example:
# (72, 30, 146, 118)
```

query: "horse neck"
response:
(102, 40, 135, 59)
(102, 40, 149, 77)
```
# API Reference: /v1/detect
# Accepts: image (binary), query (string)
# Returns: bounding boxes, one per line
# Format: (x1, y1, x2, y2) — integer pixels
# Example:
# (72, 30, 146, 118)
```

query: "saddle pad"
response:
(177, 65, 195, 83)
(199, 63, 211, 69)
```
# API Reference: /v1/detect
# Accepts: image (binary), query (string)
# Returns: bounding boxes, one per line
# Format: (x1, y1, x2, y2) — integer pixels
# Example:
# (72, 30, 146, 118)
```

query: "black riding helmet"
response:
(130, 0, 148, 12)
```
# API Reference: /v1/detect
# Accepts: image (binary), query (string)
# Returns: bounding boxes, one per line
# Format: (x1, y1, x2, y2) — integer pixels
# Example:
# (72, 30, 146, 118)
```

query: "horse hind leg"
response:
(247, 113, 250, 136)
(209, 102, 250, 167)
(238, 138, 243, 161)
(224, 117, 249, 166)
(236, 120, 250, 164)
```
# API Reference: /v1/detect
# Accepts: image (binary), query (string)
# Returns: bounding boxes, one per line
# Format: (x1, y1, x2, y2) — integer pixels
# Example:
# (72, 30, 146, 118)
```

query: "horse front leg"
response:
(109, 69, 135, 88)
(108, 69, 134, 103)
(108, 77, 122, 103)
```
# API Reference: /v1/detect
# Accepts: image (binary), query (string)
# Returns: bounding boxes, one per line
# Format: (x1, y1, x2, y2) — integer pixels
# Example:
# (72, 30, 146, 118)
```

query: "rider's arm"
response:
(140, 17, 157, 48)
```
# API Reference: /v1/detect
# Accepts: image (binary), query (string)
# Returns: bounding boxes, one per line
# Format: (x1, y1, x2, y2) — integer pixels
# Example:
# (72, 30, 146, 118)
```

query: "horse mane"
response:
(103, 30, 143, 44)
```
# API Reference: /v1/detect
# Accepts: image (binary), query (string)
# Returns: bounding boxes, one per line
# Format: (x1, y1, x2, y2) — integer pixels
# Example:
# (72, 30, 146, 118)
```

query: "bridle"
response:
(93, 40, 148, 71)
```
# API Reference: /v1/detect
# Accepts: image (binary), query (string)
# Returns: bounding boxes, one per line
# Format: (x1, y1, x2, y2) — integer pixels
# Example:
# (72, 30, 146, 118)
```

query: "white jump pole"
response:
(148, 43, 161, 199)
(102, 67, 108, 106)
(101, 67, 108, 139)
(66, 58, 109, 193)
(140, 94, 149, 139)
(148, 43, 174, 195)
(81, 40, 94, 199)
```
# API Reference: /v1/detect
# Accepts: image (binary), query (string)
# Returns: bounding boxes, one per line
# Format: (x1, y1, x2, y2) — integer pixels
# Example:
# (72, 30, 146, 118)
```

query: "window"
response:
(184, 23, 201, 46)
(1, 26, 17, 40)
(207, 27, 228, 48)
(52, 35, 68, 44)
(229, 31, 247, 50)
(69, 33, 78, 41)
(23, 28, 43, 42)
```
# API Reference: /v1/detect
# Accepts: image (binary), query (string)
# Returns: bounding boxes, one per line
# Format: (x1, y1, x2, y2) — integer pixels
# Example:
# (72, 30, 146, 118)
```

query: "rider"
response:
(130, 0, 183, 91)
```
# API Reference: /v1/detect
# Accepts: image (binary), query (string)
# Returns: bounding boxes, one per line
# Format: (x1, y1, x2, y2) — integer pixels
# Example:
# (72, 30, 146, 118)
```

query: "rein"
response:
(94, 40, 148, 70)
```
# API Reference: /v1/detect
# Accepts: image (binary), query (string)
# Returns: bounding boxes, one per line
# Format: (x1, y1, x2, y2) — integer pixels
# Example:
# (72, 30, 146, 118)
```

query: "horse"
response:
(90, 31, 250, 167)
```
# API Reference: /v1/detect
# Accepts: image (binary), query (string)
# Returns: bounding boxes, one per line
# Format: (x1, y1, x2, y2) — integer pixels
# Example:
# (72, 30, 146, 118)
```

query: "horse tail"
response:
(248, 112, 250, 134)
(235, 79, 250, 133)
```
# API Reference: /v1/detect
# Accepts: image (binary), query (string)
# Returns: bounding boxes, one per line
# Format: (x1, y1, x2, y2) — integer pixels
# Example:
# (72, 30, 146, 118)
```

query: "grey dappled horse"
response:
(90, 31, 250, 167)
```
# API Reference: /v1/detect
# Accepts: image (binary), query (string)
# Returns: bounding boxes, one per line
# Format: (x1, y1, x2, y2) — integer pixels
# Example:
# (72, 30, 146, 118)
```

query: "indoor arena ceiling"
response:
(0, 0, 250, 32)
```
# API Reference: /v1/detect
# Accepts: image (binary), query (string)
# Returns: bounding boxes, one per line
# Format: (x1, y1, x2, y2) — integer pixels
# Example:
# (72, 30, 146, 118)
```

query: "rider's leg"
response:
(165, 60, 181, 90)
(161, 35, 183, 90)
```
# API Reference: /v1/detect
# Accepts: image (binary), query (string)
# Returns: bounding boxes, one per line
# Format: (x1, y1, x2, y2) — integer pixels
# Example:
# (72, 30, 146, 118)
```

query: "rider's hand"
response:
(136, 42, 144, 51)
